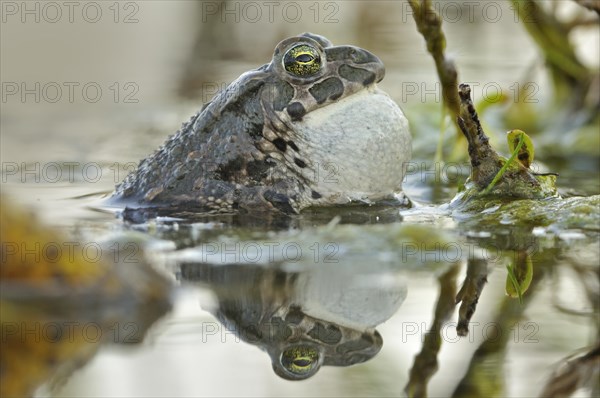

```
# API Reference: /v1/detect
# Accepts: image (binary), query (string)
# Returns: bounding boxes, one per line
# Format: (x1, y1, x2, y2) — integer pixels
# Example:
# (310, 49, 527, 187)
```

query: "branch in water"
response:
(455, 84, 558, 200)
(457, 84, 502, 186)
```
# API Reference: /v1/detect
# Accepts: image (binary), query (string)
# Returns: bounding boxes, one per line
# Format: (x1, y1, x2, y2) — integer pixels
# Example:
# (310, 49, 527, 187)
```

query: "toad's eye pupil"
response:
(296, 54, 313, 63)
(283, 44, 321, 76)
(293, 359, 311, 368)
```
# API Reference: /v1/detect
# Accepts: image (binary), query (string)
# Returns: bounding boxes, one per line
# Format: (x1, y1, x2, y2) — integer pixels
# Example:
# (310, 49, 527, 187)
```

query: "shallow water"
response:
(2, 1, 599, 397)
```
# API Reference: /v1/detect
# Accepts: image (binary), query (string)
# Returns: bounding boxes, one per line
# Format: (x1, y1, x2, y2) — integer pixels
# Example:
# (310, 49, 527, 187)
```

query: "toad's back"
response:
(110, 33, 411, 214)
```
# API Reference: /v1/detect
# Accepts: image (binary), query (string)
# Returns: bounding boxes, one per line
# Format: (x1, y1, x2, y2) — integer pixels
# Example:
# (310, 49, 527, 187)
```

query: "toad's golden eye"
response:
(283, 44, 321, 76)
(280, 345, 320, 376)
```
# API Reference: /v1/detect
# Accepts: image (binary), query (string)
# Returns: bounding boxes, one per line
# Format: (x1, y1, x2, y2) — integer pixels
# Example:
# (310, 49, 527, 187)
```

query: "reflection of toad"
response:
(180, 261, 406, 380)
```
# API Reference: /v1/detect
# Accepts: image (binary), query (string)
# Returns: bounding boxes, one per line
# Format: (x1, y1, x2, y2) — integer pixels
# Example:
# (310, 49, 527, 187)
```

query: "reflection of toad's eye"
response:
(280, 345, 320, 376)
(283, 45, 321, 76)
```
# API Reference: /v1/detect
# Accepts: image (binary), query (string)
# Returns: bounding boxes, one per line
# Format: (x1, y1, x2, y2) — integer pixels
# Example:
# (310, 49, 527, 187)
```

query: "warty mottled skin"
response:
(110, 33, 411, 214)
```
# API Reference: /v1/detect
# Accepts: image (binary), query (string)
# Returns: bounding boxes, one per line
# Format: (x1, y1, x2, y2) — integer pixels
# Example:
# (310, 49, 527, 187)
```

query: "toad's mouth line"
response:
(292, 85, 382, 126)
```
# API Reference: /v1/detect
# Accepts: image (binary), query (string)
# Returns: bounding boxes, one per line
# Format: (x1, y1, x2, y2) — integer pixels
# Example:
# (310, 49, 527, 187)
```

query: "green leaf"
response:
(507, 129, 534, 168)
(505, 252, 533, 303)
(506, 264, 522, 303)
(480, 133, 525, 195)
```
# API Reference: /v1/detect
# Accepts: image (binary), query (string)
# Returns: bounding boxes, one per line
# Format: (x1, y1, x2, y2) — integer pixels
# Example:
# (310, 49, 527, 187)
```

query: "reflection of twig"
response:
(451, 264, 545, 397)
(551, 263, 599, 317)
(542, 259, 600, 396)
(572, 0, 600, 15)
(552, 300, 595, 317)
(405, 263, 460, 398)
(539, 343, 600, 398)
(455, 258, 488, 336)
(564, 15, 600, 31)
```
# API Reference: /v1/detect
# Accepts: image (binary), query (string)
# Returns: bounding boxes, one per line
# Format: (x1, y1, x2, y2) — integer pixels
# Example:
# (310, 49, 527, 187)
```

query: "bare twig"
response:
(457, 84, 503, 186)
(408, 0, 462, 162)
